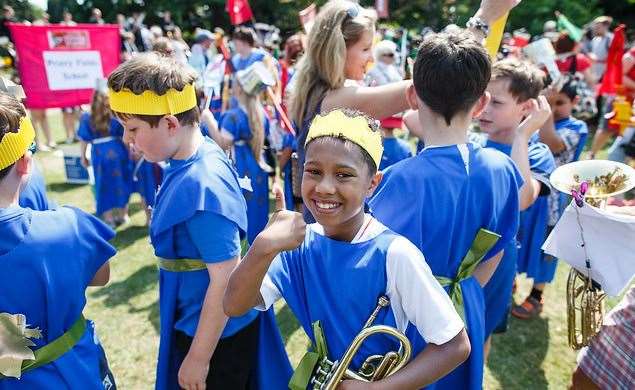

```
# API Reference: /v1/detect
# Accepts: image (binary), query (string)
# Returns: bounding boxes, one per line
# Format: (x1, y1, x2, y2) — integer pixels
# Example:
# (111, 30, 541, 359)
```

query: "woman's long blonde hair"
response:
(90, 91, 112, 137)
(235, 84, 265, 162)
(289, 1, 375, 128)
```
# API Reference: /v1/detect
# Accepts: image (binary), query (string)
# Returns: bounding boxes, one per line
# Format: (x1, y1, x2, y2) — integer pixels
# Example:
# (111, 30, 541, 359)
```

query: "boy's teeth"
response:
(316, 201, 338, 209)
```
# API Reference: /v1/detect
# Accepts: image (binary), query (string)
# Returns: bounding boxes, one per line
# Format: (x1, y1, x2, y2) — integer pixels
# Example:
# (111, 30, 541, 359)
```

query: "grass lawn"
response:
(33, 110, 628, 389)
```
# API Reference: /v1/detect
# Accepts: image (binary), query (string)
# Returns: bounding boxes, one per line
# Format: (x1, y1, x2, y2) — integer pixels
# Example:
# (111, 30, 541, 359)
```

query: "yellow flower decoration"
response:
(0, 313, 42, 379)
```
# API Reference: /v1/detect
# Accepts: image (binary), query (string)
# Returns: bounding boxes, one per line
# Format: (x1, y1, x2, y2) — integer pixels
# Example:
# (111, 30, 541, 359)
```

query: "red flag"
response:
(375, 0, 389, 19)
(226, 0, 254, 26)
(599, 24, 625, 96)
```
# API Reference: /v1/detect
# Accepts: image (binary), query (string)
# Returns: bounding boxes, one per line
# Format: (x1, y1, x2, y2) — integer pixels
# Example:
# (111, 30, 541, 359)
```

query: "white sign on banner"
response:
(42, 51, 103, 91)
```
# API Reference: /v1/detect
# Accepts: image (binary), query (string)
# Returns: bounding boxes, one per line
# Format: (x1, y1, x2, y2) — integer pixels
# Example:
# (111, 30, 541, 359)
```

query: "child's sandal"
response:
(511, 296, 543, 320)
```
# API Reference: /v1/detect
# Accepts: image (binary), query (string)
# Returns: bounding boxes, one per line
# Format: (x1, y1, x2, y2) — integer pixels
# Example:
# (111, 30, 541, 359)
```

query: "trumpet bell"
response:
(550, 160, 635, 198)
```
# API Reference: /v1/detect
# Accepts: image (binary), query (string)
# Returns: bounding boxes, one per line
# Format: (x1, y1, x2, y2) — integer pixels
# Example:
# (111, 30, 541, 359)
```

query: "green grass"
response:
(34, 110, 627, 389)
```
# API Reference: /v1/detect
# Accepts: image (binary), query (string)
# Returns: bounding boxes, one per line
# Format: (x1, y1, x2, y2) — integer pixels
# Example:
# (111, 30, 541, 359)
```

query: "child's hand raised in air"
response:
(259, 185, 306, 253)
(516, 95, 551, 140)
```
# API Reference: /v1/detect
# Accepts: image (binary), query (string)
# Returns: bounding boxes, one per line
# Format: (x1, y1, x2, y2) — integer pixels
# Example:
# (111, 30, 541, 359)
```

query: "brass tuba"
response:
(310, 296, 412, 390)
(550, 160, 635, 349)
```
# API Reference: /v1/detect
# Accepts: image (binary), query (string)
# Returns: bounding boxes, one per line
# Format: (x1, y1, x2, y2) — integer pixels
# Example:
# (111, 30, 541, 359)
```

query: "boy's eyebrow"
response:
(304, 159, 358, 171)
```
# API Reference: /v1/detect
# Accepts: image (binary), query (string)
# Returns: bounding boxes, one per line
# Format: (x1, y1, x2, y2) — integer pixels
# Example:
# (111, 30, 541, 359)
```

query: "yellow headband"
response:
(0, 117, 35, 170)
(108, 83, 197, 116)
(306, 110, 383, 169)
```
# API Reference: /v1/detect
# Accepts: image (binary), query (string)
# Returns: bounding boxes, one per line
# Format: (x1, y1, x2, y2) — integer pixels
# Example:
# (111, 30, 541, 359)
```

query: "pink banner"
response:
(8, 23, 120, 109)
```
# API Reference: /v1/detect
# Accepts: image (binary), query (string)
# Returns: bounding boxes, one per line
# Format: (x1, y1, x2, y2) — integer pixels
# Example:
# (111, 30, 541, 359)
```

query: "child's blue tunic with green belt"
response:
(369, 143, 523, 389)
(150, 140, 291, 390)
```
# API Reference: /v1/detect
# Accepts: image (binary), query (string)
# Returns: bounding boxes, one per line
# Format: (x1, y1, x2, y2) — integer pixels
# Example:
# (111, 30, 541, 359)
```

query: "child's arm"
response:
(224, 188, 306, 316)
(340, 330, 470, 390)
(178, 259, 236, 390)
(340, 237, 469, 389)
(88, 263, 110, 286)
(537, 86, 566, 154)
(79, 141, 90, 168)
(512, 96, 551, 210)
(202, 108, 233, 150)
(538, 111, 566, 154)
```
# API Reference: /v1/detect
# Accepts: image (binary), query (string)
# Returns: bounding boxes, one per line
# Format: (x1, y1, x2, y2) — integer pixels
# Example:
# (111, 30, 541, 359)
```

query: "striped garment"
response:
(578, 286, 635, 390)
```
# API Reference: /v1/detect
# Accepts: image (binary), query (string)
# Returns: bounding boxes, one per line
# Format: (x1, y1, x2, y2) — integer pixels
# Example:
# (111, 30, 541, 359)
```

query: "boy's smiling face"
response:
(478, 79, 529, 137)
(302, 138, 381, 241)
(120, 116, 179, 163)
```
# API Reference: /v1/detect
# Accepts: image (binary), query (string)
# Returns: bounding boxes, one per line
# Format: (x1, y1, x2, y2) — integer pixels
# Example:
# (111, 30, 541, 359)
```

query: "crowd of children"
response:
(1, 0, 634, 389)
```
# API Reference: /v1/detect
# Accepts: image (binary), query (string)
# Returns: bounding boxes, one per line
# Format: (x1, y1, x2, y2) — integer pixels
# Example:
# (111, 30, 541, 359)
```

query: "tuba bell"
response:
(550, 160, 635, 349)
(309, 296, 412, 390)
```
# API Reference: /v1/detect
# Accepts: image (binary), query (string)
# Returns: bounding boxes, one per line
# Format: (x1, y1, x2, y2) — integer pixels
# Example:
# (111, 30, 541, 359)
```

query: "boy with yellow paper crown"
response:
(0, 91, 116, 388)
(106, 52, 291, 390)
(224, 108, 470, 390)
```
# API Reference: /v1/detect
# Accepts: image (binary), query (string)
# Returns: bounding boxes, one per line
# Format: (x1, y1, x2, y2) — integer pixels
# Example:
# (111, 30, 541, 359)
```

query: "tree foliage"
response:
(11, 0, 632, 41)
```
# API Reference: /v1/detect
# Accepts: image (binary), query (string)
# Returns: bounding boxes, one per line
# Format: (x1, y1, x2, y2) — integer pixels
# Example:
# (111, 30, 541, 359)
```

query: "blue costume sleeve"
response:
(185, 211, 241, 263)
(485, 158, 524, 260)
(76, 113, 94, 142)
(65, 206, 117, 286)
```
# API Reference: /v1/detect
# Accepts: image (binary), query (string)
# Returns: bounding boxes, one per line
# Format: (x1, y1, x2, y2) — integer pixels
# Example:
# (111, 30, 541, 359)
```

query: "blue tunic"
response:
(0, 206, 116, 389)
(267, 227, 404, 371)
(77, 112, 132, 215)
(380, 137, 413, 170)
(19, 164, 52, 211)
(150, 140, 290, 390)
(281, 133, 297, 211)
(474, 137, 553, 337)
(369, 143, 523, 390)
(516, 142, 557, 284)
(221, 107, 271, 244)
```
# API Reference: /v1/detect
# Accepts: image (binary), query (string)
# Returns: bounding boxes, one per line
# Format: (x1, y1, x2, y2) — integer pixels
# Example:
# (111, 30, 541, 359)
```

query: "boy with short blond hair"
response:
(475, 58, 555, 330)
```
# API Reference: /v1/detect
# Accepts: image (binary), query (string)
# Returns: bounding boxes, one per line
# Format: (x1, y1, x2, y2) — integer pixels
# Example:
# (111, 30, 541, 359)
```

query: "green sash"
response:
(289, 321, 329, 390)
(157, 258, 207, 272)
(0, 315, 86, 380)
(435, 228, 500, 322)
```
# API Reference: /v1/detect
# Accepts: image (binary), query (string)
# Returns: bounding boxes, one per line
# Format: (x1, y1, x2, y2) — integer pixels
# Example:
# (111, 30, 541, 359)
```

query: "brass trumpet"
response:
(310, 296, 412, 390)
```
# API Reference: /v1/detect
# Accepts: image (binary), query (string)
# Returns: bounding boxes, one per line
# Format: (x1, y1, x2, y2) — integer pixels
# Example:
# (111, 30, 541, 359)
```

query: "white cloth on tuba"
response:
(542, 202, 635, 296)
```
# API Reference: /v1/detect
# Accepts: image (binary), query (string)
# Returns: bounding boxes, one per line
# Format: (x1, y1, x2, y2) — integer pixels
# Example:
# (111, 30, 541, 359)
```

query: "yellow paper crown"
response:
(108, 83, 197, 116)
(306, 110, 383, 169)
(0, 117, 35, 170)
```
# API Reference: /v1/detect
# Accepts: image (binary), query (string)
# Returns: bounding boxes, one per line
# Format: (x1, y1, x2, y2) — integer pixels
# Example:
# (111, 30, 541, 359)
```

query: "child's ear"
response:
(163, 115, 180, 135)
(15, 153, 32, 176)
(367, 171, 383, 197)
(405, 84, 420, 110)
(573, 95, 580, 106)
(520, 98, 535, 116)
(472, 92, 491, 118)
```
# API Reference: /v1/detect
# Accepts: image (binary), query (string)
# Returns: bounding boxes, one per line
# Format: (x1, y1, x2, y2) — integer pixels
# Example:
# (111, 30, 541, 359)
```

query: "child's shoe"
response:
(511, 296, 543, 320)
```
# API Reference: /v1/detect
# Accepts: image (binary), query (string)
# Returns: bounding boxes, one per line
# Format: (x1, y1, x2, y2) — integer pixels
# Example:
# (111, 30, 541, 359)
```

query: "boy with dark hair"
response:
(473, 59, 554, 355)
(370, 31, 524, 390)
(0, 92, 116, 388)
(225, 109, 469, 389)
(538, 77, 589, 217)
(107, 52, 291, 390)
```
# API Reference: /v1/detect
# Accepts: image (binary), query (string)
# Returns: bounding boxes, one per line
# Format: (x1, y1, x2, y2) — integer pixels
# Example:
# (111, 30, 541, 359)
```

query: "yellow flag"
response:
(485, 13, 509, 60)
